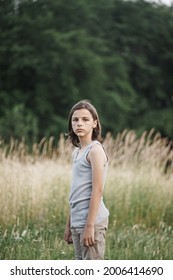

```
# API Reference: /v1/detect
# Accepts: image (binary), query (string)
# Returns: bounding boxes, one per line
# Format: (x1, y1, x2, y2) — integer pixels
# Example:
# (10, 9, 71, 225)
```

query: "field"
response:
(0, 130, 173, 260)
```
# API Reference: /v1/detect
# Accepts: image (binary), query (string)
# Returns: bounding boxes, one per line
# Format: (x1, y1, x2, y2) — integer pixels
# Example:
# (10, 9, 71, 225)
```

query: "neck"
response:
(79, 138, 93, 149)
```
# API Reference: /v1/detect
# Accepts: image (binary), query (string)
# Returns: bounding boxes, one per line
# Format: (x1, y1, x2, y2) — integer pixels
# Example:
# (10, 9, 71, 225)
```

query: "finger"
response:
(84, 238, 94, 247)
(68, 236, 73, 244)
(84, 239, 89, 247)
(89, 238, 95, 246)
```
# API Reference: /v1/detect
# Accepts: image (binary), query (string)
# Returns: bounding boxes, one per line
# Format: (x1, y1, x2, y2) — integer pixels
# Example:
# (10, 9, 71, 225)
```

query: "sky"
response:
(147, 0, 173, 5)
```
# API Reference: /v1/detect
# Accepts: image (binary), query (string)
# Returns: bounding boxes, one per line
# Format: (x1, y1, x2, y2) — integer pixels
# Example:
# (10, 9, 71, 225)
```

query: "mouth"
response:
(76, 129, 84, 132)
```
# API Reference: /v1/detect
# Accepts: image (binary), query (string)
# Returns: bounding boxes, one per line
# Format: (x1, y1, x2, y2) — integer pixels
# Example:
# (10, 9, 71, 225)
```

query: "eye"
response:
(83, 118, 89, 121)
(72, 118, 78, 122)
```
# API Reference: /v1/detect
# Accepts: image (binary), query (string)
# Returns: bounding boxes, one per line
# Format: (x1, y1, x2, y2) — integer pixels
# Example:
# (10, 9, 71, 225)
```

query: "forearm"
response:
(86, 187, 103, 227)
(82, 187, 102, 247)
(66, 213, 71, 227)
(64, 212, 73, 244)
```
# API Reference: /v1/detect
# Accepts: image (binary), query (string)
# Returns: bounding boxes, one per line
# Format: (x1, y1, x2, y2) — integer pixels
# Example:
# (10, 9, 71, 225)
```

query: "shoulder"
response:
(87, 142, 108, 165)
(90, 142, 104, 154)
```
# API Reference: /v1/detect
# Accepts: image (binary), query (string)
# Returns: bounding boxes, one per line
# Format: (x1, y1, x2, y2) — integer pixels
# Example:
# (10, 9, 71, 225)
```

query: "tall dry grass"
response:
(1, 129, 172, 169)
(0, 130, 173, 226)
(0, 129, 173, 259)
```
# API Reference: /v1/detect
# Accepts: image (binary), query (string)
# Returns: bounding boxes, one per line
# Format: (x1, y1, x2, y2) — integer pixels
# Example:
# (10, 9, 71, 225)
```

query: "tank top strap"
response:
(85, 140, 109, 164)
(84, 140, 101, 156)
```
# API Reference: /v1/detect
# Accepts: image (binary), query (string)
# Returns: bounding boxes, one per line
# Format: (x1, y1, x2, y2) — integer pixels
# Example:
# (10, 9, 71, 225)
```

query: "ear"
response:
(93, 120, 97, 128)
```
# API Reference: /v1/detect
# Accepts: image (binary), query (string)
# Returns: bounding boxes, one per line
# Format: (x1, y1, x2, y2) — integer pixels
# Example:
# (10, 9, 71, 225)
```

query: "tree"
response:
(0, 0, 173, 142)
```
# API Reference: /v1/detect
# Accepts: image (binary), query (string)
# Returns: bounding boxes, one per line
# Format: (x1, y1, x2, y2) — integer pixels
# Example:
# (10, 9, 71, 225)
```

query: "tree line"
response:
(0, 0, 173, 143)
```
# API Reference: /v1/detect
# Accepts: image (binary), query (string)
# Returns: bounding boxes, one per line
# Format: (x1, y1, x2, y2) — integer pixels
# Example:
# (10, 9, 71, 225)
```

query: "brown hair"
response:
(67, 100, 102, 147)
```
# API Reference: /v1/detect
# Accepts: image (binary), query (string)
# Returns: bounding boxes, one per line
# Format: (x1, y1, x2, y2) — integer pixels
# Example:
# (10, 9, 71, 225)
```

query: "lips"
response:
(76, 129, 84, 132)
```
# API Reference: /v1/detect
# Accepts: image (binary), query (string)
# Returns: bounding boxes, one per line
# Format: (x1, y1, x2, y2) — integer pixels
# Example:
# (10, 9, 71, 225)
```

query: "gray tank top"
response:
(69, 140, 109, 228)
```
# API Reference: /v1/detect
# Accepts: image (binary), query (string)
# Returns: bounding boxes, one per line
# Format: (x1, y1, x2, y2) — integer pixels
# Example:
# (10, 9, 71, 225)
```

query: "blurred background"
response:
(1, 1, 173, 260)
(1, 0, 173, 143)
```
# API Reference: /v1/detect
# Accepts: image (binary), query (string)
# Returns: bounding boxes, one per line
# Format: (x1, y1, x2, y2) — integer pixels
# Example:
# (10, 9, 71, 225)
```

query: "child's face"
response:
(71, 109, 97, 139)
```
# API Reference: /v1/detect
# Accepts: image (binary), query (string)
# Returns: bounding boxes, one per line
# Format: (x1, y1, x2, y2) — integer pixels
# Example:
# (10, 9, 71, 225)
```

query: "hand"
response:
(82, 224, 95, 247)
(64, 226, 73, 244)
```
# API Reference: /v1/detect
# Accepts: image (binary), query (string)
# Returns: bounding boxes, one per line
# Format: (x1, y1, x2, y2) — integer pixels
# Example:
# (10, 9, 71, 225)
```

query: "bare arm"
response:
(64, 212, 73, 244)
(83, 144, 107, 247)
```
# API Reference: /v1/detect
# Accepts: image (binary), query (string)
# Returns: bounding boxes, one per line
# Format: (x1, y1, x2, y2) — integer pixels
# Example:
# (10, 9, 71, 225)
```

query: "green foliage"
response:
(0, 103, 38, 141)
(0, 0, 173, 141)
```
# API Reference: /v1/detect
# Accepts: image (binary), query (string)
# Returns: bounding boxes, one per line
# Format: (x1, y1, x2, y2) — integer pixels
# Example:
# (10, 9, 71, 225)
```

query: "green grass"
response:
(0, 132, 173, 259)
(106, 223, 173, 260)
(1, 217, 173, 260)
(0, 162, 173, 259)
(0, 224, 74, 260)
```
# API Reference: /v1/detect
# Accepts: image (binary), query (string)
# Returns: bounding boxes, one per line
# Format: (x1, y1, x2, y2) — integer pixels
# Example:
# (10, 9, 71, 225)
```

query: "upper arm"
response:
(87, 144, 107, 191)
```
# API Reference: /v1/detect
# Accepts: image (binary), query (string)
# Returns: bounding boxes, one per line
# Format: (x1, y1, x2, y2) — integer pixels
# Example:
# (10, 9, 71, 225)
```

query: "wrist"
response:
(85, 223, 94, 228)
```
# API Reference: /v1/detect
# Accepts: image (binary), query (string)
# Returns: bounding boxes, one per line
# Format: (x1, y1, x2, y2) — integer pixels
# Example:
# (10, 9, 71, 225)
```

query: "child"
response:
(64, 100, 109, 260)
